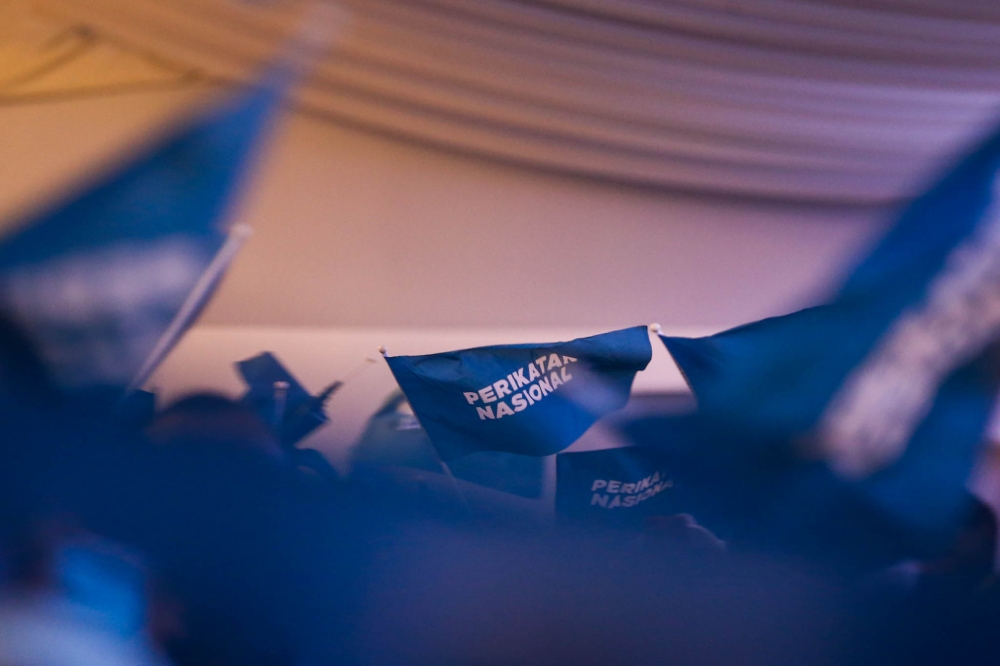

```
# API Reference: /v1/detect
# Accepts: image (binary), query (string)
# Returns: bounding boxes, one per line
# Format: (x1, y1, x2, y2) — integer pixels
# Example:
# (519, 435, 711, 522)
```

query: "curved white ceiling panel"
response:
(18, 0, 1000, 204)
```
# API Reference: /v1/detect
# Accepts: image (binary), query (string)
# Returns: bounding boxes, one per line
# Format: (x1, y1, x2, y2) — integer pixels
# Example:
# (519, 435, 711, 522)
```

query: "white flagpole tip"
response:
(649, 323, 662, 334)
(230, 224, 254, 239)
(378, 346, 388, 357)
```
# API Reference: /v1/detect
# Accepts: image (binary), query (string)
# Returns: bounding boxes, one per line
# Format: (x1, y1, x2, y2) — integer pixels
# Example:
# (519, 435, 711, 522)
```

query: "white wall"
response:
(1, 87, 890, 331)
(210, 102, 889, 330)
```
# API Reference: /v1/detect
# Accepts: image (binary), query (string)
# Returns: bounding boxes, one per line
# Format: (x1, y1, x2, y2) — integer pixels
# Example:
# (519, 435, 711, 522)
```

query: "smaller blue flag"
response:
(116, 389, 157, 429)
(556, 447, 677, 528)
(385, 326, 652, 461)
(236, 352, 333, 448)
(238, 351, 313, 416)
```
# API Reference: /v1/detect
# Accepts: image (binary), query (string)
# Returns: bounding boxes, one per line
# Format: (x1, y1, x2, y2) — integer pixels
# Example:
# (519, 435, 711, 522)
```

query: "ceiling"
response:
(5, 0, 1000, 205)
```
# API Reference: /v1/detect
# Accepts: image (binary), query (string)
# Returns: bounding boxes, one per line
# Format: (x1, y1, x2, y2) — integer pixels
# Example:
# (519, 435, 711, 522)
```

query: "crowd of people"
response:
(1, 310, 1000, 666)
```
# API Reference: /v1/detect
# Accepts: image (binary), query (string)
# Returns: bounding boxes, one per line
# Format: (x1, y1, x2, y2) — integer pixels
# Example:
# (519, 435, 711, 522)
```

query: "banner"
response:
(385, 326, 652, 461)
(556, 447, 676, 528)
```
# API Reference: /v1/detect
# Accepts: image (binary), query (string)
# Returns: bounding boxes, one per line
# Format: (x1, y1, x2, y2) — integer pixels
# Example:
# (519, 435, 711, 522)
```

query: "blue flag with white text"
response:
(385, 326, 652, 461)
(556, 447, 677, 529)
(0, 73, 287, 390)
(658, 125, 1000, 550)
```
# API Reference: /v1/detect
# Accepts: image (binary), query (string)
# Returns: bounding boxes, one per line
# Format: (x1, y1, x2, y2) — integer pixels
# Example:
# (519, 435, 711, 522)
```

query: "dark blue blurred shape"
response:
(449, 451, 545, 500)
(352, 392, 545, 499)
(385, 326, 651, 461)
(116, 389, 156, 429)
(624, 412, 917, 569)
(661, 319, 996, 559)
(0, 70, 287, 391)
(236, 351, 333, 448)
(57, 541, 148, 637)
(644, 124, 1000, 562)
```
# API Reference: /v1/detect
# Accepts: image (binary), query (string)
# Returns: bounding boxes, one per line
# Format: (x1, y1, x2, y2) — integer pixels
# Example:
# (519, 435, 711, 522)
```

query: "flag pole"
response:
(272, 380, 290, 430)
(340, 356, 378, 383)
(124, 3, 348, 396)
(125, 224, 252, 394)
(380, 345, 474, 517)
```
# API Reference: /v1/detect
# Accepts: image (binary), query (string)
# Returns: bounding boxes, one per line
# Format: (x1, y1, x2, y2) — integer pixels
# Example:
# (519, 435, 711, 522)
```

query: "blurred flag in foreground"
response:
(0, 79, 284, 390)
(385, 326, 652, 461)
(658, 125, 1000, 550)
(556, 447, 676, 529)
(351, 392, 546, 498)
(0, 0, 348, 392)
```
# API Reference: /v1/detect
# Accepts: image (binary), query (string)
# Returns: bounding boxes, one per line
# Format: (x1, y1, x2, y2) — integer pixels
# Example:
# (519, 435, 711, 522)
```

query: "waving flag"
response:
(658, 125, 1000, 550)
(236, 351, 337, 448)
(0, 79, 285, 390)
(385, 326, 652, 461)
(0, 4, 345, 392)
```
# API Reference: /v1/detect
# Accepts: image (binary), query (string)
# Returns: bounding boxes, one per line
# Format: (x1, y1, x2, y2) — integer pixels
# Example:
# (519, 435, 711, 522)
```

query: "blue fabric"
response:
(350, 393, 546, 498)
(556, 447, 677, 529)
(622, 412, 949, 567)
(656, 126, 1000, 552)
(661, 127, 1000, 435)
(238, 352, 313, 417)
(0, 76, 284, 389)
(237, 352, 329, 447)
(386, 326, 652, 461)
(660, 316, 997, 555)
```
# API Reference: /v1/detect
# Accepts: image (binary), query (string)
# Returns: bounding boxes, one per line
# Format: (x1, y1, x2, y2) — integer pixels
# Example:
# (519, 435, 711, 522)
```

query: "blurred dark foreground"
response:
(1, 331, 1000, 666)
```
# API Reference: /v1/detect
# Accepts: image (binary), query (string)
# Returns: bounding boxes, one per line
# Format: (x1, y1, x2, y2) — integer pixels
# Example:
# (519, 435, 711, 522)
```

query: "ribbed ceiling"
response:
(11, 0, 1000, 204)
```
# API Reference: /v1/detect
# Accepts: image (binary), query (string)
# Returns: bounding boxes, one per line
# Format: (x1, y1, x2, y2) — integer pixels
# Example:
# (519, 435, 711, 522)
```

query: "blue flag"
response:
(236, 352, 331, 448)
(658, 126, 1000, 550)
(556, 447, 677, 528)
(385, 326, 652, 461)
(0, 73, 287, 390)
